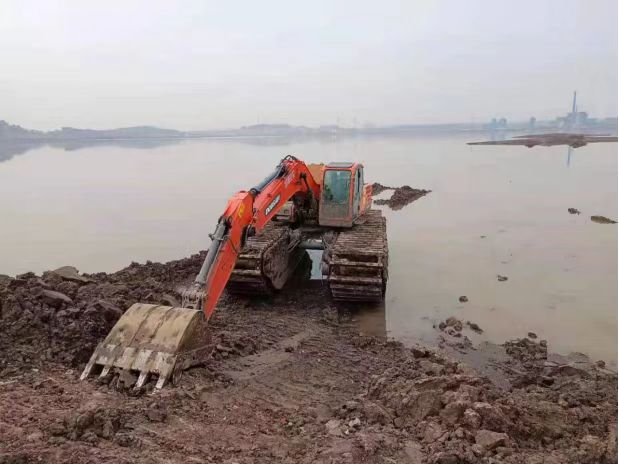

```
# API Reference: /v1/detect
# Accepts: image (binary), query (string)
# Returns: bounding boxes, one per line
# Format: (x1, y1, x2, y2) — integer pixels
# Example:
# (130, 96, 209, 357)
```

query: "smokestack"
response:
(572, 91, 577, 114)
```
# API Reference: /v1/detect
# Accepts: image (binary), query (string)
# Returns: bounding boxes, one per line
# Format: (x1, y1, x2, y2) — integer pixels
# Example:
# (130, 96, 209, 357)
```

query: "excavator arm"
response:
(81, 155, 389, 390)
(82, 155, 321, 389)
(188, 155, 321, 319)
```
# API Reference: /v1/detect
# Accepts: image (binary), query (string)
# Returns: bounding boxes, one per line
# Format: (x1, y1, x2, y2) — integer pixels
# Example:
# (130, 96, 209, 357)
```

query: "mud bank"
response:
(371, 183, 431, 210)
(0, 258, 616, 463)
(467, 133, 618, 149)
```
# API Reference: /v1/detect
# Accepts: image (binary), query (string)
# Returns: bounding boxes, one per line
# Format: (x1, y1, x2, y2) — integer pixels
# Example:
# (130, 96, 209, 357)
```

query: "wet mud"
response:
(371, 183, 431, 210)
(0, 258, 617, 463)
(565, 206, 616, 224)
(591, 215, 617, 224)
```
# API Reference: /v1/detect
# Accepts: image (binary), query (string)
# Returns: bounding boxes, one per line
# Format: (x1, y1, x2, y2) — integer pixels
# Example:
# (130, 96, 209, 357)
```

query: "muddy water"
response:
(0, 135, 616, 365)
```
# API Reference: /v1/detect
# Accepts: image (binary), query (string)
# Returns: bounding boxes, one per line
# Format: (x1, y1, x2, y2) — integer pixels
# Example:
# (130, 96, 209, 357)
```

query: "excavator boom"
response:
(186, 155, 321, 318)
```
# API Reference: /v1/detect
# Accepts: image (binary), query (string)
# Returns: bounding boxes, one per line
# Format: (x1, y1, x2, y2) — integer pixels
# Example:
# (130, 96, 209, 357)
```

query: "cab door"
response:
(319, 166, 354, 227)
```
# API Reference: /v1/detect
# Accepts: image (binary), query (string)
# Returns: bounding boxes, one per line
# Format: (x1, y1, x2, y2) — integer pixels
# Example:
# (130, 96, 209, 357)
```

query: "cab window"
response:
(322, 170, 351, 204)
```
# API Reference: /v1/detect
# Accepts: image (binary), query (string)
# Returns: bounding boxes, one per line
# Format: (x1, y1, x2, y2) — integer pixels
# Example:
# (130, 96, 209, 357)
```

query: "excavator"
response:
(81, 156, 388, 389)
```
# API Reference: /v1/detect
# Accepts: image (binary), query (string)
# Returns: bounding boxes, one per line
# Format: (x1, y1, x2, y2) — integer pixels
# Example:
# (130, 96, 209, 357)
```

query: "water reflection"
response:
(0, 141, 46, 162)
(0, 130, 529, 164)
(0, 139, 184, 163)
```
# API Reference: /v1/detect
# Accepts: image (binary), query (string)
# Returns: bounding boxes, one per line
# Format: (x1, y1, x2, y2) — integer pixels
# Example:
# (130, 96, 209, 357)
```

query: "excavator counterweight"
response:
(81, 156, 388, 389)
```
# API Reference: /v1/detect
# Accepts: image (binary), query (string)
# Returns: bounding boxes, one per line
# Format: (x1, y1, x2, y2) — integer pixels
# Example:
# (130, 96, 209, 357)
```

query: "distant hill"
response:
(48, 125, 186, 140)
(1, 117, 616, 142)
(0, 120, 186, 141)
(188, 124, 316, 137)
(0, 120, 46, 140)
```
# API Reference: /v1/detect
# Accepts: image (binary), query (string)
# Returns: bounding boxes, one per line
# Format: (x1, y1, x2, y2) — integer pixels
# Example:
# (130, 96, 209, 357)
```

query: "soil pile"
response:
(364, 342, 617, 463)
(370, 182, 393, 195)
(0, 255, 204, 369)
(371, 183, 431, 210)
(591, 215, 617, 224)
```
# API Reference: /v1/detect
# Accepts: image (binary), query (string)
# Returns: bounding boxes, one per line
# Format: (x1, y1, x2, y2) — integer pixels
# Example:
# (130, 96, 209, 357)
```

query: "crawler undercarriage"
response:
(228, 209, 388, 301)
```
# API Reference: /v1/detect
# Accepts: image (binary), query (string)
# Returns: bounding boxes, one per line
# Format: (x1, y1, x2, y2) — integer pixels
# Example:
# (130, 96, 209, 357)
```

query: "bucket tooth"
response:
(80, 356, 96, 380)
(135, 371, 149, 389)
(80, 303, 213, 390)
(155, 370, 170, 390)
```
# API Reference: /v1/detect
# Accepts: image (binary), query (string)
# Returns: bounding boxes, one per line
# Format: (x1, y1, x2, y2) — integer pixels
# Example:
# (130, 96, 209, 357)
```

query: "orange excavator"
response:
(81, 156, 388, 388)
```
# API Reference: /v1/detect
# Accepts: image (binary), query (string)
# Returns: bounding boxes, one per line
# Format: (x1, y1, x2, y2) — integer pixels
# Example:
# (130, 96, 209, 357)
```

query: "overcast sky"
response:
(0, 0, 617, 130)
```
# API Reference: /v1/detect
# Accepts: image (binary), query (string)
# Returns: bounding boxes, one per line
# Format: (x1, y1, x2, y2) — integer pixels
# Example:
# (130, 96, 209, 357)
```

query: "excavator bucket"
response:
(80, 303, 213, 389)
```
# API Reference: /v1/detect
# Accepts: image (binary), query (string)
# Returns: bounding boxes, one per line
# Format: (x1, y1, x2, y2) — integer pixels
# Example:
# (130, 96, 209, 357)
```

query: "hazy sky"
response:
(1, 0, 617, 130)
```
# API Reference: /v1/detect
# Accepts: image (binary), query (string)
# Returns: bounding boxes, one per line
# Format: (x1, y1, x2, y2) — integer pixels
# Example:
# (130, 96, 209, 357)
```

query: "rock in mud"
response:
(466, 321, 483, 334)
(325, 419, 342, 436)
(591, 215, 617, 224)
(411, 346, 430, 358)
(458, 296, 468, 303)
(63, 407, 126, 442)
(51, 266, 95, 284)
(475, 429, 509, 451)
(462, 408, 482, 429)
(92, 299, 123, 322)
(568, 208, 581, 215)
(112, 369, 139, 390)
(348, 417, 361, 429)
(362, 401, 393, 425)
(440, 400, 468, 425)
(39, 289, 73, 309)
(422, 421, 445, 443)
(497, 275, 508, 282)
(145, 408, 167, 423)
(114, 433, 138, 447)
(403, 440, 424, 463)
(440, 317, 463, 332)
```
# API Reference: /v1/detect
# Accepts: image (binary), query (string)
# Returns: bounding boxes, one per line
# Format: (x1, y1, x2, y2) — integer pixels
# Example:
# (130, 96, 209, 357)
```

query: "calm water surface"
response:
(0, 135, 616, 364)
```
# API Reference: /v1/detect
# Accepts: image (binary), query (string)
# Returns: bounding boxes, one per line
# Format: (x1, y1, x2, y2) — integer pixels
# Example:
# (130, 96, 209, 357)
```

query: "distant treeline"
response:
(1, 118, 617, 141)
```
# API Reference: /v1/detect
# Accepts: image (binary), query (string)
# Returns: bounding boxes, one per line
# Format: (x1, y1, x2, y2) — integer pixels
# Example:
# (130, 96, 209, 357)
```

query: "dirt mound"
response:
(591, 215, 617, 224)
(361, 344, 617, 463)
(0, 254, 204, 369)
(370, 182, 393, 195)
(373, 185, 431, 210)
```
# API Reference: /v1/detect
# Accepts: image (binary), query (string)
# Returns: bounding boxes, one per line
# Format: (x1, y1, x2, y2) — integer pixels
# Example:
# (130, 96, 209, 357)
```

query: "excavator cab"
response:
(319, 162, 370, 227)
